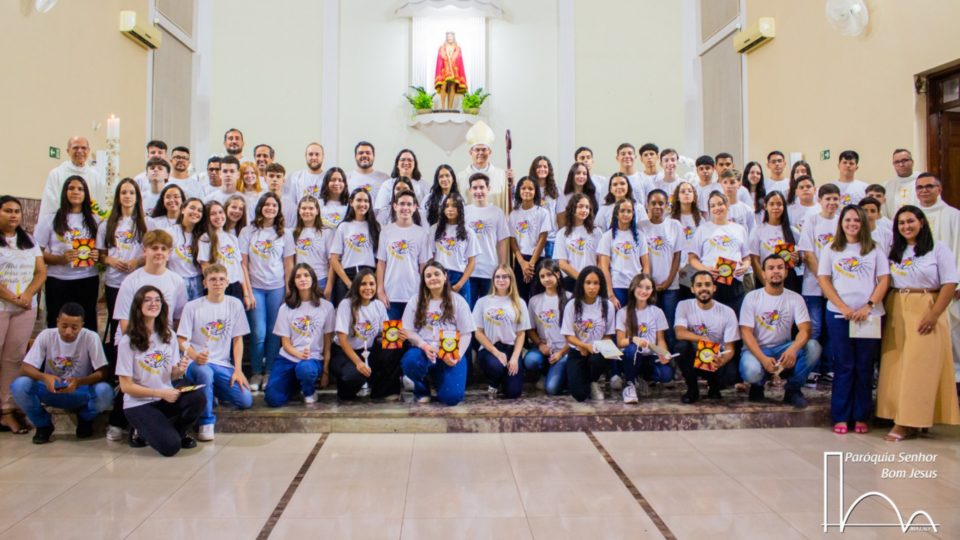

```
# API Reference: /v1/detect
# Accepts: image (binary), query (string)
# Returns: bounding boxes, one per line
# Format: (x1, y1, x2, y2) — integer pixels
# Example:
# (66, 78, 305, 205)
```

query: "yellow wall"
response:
(0, 0, 149, 199)
(745, 0, 960, 184)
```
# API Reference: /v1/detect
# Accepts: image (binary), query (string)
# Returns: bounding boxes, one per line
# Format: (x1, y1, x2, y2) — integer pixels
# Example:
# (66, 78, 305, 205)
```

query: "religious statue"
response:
(435, 32, 467, 110)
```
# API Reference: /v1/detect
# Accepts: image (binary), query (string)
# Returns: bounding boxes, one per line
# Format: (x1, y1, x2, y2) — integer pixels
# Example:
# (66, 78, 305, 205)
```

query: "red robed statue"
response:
(435, 31, 467, 110)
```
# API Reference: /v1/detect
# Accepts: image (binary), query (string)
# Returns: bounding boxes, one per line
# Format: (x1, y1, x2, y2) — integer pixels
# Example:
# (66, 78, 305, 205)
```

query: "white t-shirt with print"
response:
(331, 220, 377, 269)
(690, 221, 748, 280)
(595, 203, 649, 233)
(817, 242, 890, 316)
(429, 223, 481, 273)
(747, 222, 800, 269)
(833, 179, 869, 206)
(639, 219, 684, 290)
(197, 231, 245, 284)
(0, 235, 42, 311)
(401, 294, 476, 355)
(888, 243, 960, 290)
(727, 202, 756, 237)
(528, 293, 567, 351)
(695, 182, 724, 213)
(176, 296, 250, 368)
(319, 199, 348, 230)
(273, 299, 336, 362)
(238, 226, 288, 290)
(35, 213, 101, 280)
(284, 227, 332, 282)
(797, 214, 838, 296)
(597, 228, 650, 289)
(116, 332, 181, 409)
(164, 226, 200, 279)
(290, 170, 325, 203)
(555, 225, 603, 274)
(24, 328, 107, 379)
(739, 288, 809, 348)
(473, 295, 531, 348)
(96, 216, 158, 288)
(347, 170, 390, 209)
(508, 205, 552, 256)
(560, 299, 616, 343)
(113, 268, 188, 330)
(674, 299, 741, 346)
(614, 305, 668, 353)
(377, 223, 432, 302)
(335, 298, 388, 350)
(764, 178, 790, 195)
(465, 205, 511, 279)
(675, 213, 700, 259)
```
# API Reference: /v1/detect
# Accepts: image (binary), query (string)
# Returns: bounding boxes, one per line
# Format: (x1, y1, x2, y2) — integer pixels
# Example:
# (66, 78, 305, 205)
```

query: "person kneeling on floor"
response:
(12, 303, 113, 444)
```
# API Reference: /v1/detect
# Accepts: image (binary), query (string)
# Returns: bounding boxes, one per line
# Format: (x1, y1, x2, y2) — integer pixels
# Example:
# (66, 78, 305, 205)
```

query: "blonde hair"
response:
(237, 162, 262, 193)
(488, 263, 523, 324)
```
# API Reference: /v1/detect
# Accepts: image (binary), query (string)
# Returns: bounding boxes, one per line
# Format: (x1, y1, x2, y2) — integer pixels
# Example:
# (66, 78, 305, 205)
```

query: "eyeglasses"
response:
(206, 277, 229, 284)
(769, 159, 785, 165)
(892, 159, 913, 166)
(207, 167, 221, 172)
(171, 156, 189, 161)
(143, 297, 164, 305)
(916, 184, 939, 191)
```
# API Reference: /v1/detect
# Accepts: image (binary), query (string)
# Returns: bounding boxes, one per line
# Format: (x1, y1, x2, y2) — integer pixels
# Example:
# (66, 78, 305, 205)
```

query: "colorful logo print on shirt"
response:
(613, 239, 639, 258)
(56, 228, 83, 244)
(691, 324, 708, 337)
(292, 316, 313, 337)
(201, 319, 229, 342)
(709, 234, 735, 249)
(175, 243, 193, 263)
(840, 194, 852, 205)
(890, 257, 915, 276)
(116, 230, 137, 249)
(762, 237, 784, 253)
(636, 323, 654, 341)
(138, 349, 170, 375)
(756, 310, 783, 332)
(389, 240, 410, 258)
(437, 237, 459, 256)
(322, 211, 343, 228)
(426, 311, 442, 328)
(306, 185, 322, 199)
(568, 237, 587, 255)
(682, 226, 695, 241)
(219, 245, 239, 265)
(48, 356, 74, 376)
(253, 240, 277, 259)
(515, 221, 530, 237)
(816, 233, 834, 249)
(835, 257, 865, 278)
(484, 307, 511, 326)
(469, 220, 490, 237)
(354, 321, 377, 340)
(295, 237, 316, 256)
(347, 234, 371, 253)
(575, 318, 597, 339)
(647, 236, 667, 254)
(537, 309, 559, 328)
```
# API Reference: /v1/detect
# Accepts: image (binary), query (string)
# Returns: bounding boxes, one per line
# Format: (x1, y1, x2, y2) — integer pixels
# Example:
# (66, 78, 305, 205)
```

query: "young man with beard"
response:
(347, 141, 390, 210)
(223, 128, 253, 164)
(289, 143, 326, 203)
(168, 146, 203, 200)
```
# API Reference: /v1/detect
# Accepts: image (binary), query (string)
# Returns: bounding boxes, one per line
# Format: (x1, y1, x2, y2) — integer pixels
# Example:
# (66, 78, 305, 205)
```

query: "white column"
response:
(322, 0, 340, 168)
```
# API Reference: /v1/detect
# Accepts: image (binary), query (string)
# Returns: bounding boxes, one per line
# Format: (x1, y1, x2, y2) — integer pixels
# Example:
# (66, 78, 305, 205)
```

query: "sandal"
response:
(885, 427, 918, 442)
(0, 411, 28, 435)
(854, 424, 869, 434)
(833, 424, 848, 435)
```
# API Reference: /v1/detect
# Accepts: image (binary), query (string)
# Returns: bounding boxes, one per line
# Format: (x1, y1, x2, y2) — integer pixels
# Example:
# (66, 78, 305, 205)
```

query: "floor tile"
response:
(409, 453, 514, 483)
(508, 453, 619, 485)
(125, 517, 265, 540)
(704, 449, 823, 479)
(34, 478, 182, 520)
(0, 516, 144, 540)
(734, 476, 887, 516)
(0, 456, 112, 483)
(155, 479, 291, 518)
(501, 432, 596, 454)
(284, 483, 407, 519)
(662, 512, 807, 540)
(218, 433, 320, 455)
(90, 451, 217, 481)
(613, 449, 727, 478)
(189, 453, 304, 484)
(404, 482, 524, 518)
(592, 431, 698, 453)
(0, 481, 76, 518)
(401, 517, 533, 540)
(302, 454, 411, 484)
(413, 433, 504, 454)
(526, 516, 665, 540)
(273, 518, 403, 540)
(517, 481, 642, 517)
(632, 476, 772, 516)
(28, 437, 130, 458)
(322, 433, 415, 455)
(678, 429, 785, 451)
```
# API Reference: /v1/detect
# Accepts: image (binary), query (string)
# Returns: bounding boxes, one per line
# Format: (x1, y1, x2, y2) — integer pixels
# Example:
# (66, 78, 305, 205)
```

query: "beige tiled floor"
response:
(0, 427, 954, 539)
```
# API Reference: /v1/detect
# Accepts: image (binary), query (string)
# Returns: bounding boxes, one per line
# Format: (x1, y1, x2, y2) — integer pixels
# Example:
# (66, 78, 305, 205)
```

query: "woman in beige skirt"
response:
(879, 206, 960, 441)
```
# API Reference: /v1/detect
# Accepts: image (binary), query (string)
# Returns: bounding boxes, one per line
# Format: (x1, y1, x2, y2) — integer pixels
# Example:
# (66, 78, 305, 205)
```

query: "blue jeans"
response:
(264, 357, 321, 407)
(469, 277, 492, 308)
(612, 288, 629, 309)
(656, 289, 680, 352)
(247, 286, 285, 375)
(387, 302, 407, 322)
(622, 344, 675, 384)
(183, 275, 204, 302)
(477, 342, 523, 399)
(523, 348, 567, 395)
(447, 270, 472, 305)
(739, 340, 821, 392)
(544, 241, 554, 259)
(825, 314, 879, 424)
(803, 295, 831, 374)
(185, 362, 254, 425)
(10, 377, 113, 428)
(401, 347, 467, 406)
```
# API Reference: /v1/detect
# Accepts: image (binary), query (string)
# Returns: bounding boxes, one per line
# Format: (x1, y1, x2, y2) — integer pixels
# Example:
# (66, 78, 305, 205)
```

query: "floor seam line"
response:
(256, 432, 328, 540)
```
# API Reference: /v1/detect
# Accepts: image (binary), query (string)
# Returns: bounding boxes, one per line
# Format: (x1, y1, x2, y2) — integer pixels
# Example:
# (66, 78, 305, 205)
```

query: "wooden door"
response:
(941, 112, 960, 210)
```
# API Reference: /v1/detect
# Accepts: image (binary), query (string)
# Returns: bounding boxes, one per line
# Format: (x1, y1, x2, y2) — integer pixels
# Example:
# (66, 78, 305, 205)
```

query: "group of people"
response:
(0, 128, 956, 456)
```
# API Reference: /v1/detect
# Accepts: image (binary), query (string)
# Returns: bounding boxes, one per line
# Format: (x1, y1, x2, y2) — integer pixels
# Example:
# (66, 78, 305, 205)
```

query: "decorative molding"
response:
(394, 0, 503, 19)
(408, 113, 484, 154)
(322, 0, 340, 167)
(557, 0, 575, 174)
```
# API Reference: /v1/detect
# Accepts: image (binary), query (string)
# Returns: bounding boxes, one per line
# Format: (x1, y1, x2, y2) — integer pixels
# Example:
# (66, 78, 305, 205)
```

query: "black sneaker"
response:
(706, 388, 723, 400)
(75, 417, 93, 439)
(32, 424, 54, 445)
(129, 429, 147, 448)
(681, 390, 699, 404)
(804, 373, 819, 389)
(180, 436, 197, 449)
(748, 385, 765, 402)
(786, 389, 809, 409)
(820, 372, 834, 384)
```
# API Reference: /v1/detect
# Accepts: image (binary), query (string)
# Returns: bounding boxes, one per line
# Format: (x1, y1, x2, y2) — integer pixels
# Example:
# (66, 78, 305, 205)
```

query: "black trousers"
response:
(329, 341, 405, 400)
(567, 349, 607, 402)
(123, 391, 206, 457)
(332, 266, 375, 309)
(513, 258, 533, 301)
(46, 275, 99, 332)
(225, 281, 244, 303)
(676, 340, 721, 399)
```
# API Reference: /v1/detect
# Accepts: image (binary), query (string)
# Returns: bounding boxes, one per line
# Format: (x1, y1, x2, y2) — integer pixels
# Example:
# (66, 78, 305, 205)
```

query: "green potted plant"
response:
(461, 88, 490, 115)
(404, 86, 436, 114)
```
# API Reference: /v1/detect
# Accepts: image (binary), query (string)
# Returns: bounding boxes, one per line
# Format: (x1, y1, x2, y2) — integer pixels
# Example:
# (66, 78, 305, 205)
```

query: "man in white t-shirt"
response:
(167, 146, 203, 200)
(832, 150, 869, 206)
(201, 156, 222, 196)
(176, 264, 252, 442)
(864, 185, 894, 231)
(674, 271, 740, 404)
(289, 143, 325, 203)
(346, 141, 390, 209)
(739, 255, 820, 408)
(264, 163, 298, 226)
(614, 143, 651, 208)
(799, 183, 841, 383)
(254, 144, 274, 178)
(12, 303, 113, 444)
(694, 155, 719, 214)
(142, 158, 171, 216)
(575, 146, 608, 202)
(223, 128, 252, 164)
(466, 173, 511, 307)
(764, 151, 789, 195)
(882, 149, 918, 219)
(203, 156, 242, 206)
(134, 140, 168, 194)
(859, 197, 893, 254)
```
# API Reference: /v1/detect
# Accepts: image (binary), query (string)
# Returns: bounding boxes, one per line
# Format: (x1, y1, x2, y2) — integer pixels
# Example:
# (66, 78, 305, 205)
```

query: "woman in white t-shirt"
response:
(817, 205, 891, 435)
(473, 264, 531, 399)
(98, 179, 156, 346)
(689, 192, 750, 315)
(597, 198, 651, 309)
(318, 167, 350, 230)
(116, 285, 204, 456)
(786, 161, 812, 206)
(238, 162, 265, 223)
(615, 274, 673, 403)
(748, 190, 802, 293)
(330, 268, 404, 400)
(197, 200, 250, 305)
(286, 196, 333, 298)
(423, 165, 460, 228)
(429, 194, 480, 303)
(36, 176, 102, 331)
(265, 264, 336, 407)
(239, 192, 293, 389)
(561, 266, 616, 402)
(668, 181, 701, 298)
(529, 156, 561, 258)
(641, 189, 684, 352)
(523, 260, 570, 396)
(223, 194, 248, 239)
(149, 183, 185, 229)
(596, 173, 646, 232)
(0, 196, 47, 433)
(165, 198, 205, 301)
(557, 163, 599, 230)
(878, 205, 960, 441)
(376, 191, 431, 321)
(330, 188, 380, 307)
(400, 261, 476, 405)
(556, 194, 603, 293)
(509, 177, 551, 301)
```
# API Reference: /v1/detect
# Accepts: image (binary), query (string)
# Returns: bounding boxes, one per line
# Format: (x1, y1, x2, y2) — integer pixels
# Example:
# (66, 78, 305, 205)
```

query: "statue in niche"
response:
(434, 31, 467, 110)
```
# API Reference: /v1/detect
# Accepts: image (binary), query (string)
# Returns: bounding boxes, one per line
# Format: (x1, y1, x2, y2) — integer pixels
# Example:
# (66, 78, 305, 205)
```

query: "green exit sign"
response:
(820, 149, 831, 161)
(49, 147, 60, 159)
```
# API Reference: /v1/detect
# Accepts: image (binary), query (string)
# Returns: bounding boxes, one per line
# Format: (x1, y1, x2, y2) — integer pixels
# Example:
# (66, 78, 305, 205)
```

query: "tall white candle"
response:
(107, 115, 120, 139)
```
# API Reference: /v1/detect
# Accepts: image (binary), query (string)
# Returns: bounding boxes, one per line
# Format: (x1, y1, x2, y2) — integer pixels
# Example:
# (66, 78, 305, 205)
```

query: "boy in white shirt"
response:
(203, 156, 242, 206)
(865, 185, 894, 231)
(264, 163, 299, 226)
(142, 158, 170, 216)
(12, 303, 113, 444)
(694, 155, 719, 215)
(466, 173, 511, 307)
(859, 197, 893, 255)
(832, 150, 869, 206)
(799, 184, 841, 384)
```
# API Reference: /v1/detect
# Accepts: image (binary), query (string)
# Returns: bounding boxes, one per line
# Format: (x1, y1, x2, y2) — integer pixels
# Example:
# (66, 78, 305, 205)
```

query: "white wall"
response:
(209, 0, 323, 171)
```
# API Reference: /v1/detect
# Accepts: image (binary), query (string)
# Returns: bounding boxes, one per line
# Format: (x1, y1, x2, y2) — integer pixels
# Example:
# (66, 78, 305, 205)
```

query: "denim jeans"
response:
(10, 377, 113, 428)
(185, 362, 254, 425)
(401, 347, 467, 406)
(477, 342, 523, 399)
(803, 295, 831, 374)
(247, 286, 285, 375)
(183, 275, 204, 302)
(469, 277, 492, 308)
(447, 270, 472, 305)
(387, 302, 407, 322)
(264, 357, 322, 407)
(621, 344, 675, 385)
(826, 314, 879, 424)
(523, 348, 567, 395)
(544, 241, 554, 259)
(656, 289, 680, 352)
(739, 340, 821, 392)
(612, 288, 629, 309)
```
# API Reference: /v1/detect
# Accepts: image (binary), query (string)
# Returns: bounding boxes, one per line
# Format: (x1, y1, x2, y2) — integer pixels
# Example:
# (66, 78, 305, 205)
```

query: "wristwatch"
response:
(866, 301, 875, 309)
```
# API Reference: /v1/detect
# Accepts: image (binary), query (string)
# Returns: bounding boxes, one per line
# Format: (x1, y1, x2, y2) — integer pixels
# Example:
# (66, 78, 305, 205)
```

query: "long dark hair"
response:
(178, 197, 205, 270)
(573, 266, 609, 326)
(151, 183, 185, 219)
(389, 189, 421, 226)
(435, 193, 468, 243)
(285, 263, 324, 309)
(343, 188, 380, 252)
(344, 267, 377, 338)
(563, 162, 598, 213)
(563, 193, 596, 236)
(320, 167, 349, 205)
(889, 205, 934, 263)
(604, 172, 636, 205)
(529, 156, 559, 199)
(786, 161, 812, 205)
(390, 149, 422, 180)
(742, 161, 767, 214)
(669, 181, 700, 226)
(252, 192, 286, 236)
(0, 196, 35, 249)
(532, 259, 567, 322)
(761, 190, 796, 245)
(414, 260, 455, 329)
(512, 176, 542, 210)
(610, 198, 639, 243)
(624, 273, 658, 339)
(198, 201, 225, 267)
(293, 195, 323, 245)
(127, 285, 172, 352)
(104, 178, 148, 249)
(53, 176, 99, 239)
(426, 165, 459, 226)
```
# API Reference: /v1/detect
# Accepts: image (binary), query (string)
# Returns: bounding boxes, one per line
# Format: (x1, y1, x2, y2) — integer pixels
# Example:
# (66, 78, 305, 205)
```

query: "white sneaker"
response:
(610, 375, 624, 391)
(198, 424, 215, 442)
(358, 385, 371, 397)
(487, 386, 498, 399)
(249, 374, 263, 392)
(106, 425, 124, 442)
(262, 373, 270, 389)
(402, 376, 415, 392)
(622, 384, 639, 404)
(383, 394, 400, 402)
(304, 393, 317, 404)
(417, 395, 431, 404)
(590, 382, 605, 401)
(636, 379, 650, 397)
(536, 376, 546, 391)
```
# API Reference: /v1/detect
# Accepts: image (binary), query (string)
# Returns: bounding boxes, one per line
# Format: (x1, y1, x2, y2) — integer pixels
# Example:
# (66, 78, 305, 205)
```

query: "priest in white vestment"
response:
(39, 136, 107, 217)
(915, 173, 960, 381)
(457, 121, 514, 216)
(882, 149, 919, 219)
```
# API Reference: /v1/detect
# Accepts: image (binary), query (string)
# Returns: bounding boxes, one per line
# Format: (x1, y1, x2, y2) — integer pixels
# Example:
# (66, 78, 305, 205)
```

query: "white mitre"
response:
(466, 121, 495, 149)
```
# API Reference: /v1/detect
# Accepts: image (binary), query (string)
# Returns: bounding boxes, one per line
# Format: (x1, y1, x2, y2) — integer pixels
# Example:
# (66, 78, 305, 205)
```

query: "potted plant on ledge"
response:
(462, 88, 490, 115)
(404, 86, 436, 115)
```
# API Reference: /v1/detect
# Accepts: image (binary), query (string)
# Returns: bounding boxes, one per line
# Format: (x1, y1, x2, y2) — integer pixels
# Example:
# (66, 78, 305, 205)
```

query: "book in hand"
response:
(72, 238, 96, 267)
(648, 342, 677, 358)
(774, 242, 796, 268)
(438, 330, 460, 362)
(715, 257, 737, 285)
(179, 384, 206, 393)
(593, 339, 623, 359)
(382, 320, 404, 349)
(848, 315, 881, 339)
(694, 340, 722, 372)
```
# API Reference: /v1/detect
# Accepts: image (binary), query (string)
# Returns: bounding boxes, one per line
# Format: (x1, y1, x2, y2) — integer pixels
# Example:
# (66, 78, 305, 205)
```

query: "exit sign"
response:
(49, 147, 60, 159)
(820, 149, 831, 161)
